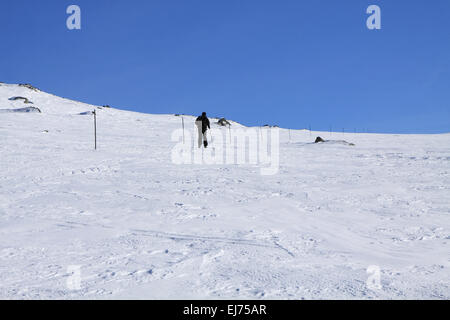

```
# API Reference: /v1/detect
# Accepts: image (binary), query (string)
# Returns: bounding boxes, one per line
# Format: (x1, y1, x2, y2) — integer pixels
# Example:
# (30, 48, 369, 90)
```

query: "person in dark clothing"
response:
(196, 112, 211, 148)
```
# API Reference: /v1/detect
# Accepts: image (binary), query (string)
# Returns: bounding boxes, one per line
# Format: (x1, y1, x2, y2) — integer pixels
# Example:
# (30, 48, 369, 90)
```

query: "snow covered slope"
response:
(0, 83, 449, 299)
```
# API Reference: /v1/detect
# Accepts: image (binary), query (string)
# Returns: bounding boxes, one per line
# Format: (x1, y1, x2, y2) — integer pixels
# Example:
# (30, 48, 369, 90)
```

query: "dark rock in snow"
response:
(314, 136, 355, 146)
(19, 84, 40, 92)
(9, 96, 33, 104)
(0, 107, 41, 113)
(217, 118, 231, 127)
(315, 137, 325, 143)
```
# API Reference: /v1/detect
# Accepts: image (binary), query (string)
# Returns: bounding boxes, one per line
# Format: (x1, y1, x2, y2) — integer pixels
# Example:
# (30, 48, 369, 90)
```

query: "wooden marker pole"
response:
(182, 117, 185, 144)
(93, 109, 97, 150)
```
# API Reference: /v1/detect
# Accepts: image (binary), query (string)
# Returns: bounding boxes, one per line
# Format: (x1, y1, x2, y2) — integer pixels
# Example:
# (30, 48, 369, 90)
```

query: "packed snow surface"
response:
(0, 83, 449, 299)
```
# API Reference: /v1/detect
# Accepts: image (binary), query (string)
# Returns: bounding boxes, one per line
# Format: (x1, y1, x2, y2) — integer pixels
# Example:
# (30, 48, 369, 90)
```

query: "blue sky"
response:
(1, 0, 449, 133)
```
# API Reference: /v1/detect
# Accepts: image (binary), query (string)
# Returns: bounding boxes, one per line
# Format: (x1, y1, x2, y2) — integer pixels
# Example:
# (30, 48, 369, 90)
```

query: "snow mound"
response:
(0, 106, 41, 113)
(78, 111, 94, 115)
(318, 140, 355, 146)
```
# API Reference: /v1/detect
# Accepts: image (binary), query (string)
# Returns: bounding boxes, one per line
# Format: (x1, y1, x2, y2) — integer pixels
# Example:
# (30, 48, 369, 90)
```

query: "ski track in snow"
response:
(0, 83, 449, 299)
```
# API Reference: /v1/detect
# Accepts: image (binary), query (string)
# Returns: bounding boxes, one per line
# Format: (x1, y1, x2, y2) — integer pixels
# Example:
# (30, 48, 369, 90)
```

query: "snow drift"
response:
(0, 107, 41, 113)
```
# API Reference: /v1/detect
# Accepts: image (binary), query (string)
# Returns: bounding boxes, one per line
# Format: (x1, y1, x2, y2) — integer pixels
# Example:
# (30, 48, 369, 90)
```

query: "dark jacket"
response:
(196, 114, 210, 134)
